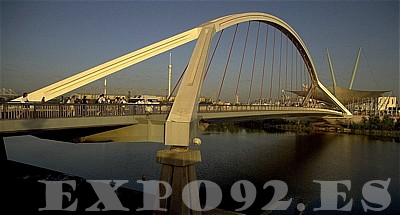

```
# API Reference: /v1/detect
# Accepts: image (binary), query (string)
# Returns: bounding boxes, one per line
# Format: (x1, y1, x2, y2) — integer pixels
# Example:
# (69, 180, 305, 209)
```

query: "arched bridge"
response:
(9, 12, 352, 146)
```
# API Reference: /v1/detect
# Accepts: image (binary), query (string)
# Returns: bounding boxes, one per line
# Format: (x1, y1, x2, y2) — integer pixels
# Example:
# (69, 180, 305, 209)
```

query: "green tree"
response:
(360, 116, 368, 130)
(367, 116, 381, 130)
(394, 120, 400, 131)
(381, 115, 394, 131)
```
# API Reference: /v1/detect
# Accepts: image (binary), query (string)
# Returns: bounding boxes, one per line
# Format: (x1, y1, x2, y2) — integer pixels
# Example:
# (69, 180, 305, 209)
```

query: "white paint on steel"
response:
(13, 28, 201, 102)
(12, 12, 352, 146)
(166, 12, 351, 146)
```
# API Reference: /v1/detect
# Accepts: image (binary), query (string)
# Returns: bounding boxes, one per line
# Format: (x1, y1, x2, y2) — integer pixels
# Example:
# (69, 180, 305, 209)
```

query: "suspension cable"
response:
(260, 25, 269, 101)
(168, 31, 224, 102)
(362, 49, 379, 89)
(248, 22, 261, 104)
(308, 64, 310, 90)
(167, 64, 188, 101)
(291, 39, 294, 95)
(269, 28, 276, 102)
(296, 47, 299, 90)
(300, 53, 304, 90)
(217, 24, 238, 102)
(234, 22, 251, 103)
(205, 29, 224, 79)
(304, 63, 306, 90)
(285, 35, 289, 100)
(278, 32, 282, 101)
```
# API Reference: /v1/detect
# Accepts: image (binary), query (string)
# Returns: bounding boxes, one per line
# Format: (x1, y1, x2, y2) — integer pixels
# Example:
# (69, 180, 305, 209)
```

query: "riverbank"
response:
(276, 123, 400, 139)
(209, 118, 400, 141)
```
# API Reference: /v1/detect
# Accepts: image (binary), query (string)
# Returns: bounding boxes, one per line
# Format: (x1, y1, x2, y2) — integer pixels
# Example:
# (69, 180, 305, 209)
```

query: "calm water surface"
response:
(5, 128, 399, 214)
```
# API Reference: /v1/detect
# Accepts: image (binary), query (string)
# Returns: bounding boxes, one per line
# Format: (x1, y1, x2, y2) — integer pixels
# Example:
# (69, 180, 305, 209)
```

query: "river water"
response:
(4, 127, 399, 214)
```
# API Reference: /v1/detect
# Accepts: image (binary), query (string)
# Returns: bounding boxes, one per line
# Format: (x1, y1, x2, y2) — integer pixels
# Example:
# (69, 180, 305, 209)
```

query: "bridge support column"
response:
(155, 147, 201, 215)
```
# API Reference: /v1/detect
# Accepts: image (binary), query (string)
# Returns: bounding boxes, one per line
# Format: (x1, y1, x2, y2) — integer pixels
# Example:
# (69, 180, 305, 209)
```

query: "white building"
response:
(378, 96, 397, 111)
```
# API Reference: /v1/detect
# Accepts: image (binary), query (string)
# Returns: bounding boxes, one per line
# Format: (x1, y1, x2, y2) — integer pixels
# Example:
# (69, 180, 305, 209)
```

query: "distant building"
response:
(199, 97, 213, 104)
(378, 96, 397, 111)
(0, 88, 18, 101)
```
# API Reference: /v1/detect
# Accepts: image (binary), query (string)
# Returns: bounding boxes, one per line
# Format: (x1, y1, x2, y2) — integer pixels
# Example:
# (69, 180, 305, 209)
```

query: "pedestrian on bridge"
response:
(96, 94, 106, 116)
(18, 92, 30, 118)
(66, 96, 76, 117)
(81, 95, 88, 116)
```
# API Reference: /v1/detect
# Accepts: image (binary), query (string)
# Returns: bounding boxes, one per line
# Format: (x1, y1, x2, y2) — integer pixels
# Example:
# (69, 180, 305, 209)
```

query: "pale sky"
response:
(1, 0, 399, 101)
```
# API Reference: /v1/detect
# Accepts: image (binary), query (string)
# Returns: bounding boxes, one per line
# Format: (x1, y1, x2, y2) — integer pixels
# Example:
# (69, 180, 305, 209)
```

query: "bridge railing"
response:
(0, 103, 172, 120)
(1, 102, 340, 120)
(198, 104, 317, 112)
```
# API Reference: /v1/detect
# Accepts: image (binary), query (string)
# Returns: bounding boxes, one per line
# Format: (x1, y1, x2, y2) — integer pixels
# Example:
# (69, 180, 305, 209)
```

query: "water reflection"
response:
(198, 125, 399, 214)
(4, 125, 399, 214)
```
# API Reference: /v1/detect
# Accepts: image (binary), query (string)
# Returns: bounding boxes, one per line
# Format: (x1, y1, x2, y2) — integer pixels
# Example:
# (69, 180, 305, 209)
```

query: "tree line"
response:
(350, 116, 400, 131)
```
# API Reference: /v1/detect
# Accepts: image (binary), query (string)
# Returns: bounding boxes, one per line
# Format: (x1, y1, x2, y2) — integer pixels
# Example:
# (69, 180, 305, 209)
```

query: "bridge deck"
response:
(1, 103, 346, 135)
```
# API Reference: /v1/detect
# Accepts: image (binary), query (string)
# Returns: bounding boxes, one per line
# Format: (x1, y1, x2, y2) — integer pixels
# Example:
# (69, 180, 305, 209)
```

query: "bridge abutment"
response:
(155, 147, 202, 215)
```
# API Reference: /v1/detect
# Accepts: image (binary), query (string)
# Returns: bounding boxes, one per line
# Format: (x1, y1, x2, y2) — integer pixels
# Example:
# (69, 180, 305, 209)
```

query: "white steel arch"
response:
(12, 12, 351, 146)
(165, 12, 351, 146)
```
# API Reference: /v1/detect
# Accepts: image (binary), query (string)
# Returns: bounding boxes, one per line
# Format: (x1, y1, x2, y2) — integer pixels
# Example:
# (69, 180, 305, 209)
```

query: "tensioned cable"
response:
(303, 64, 306, 90)
(167, 64, 188, 101)
(217, 24, 238, 102)
(300, 53, 303, 90)
(307, 63, 310, 89)
(291, 39, 294, 95)
(260, 25, 269, 101)
(285, 35, 288, 100)
(269, 28, 276, 101)
(248, 22, 261, 104)
(168, 30, 224, 102)
(278, 32, 283, 100)
(296, 47, 299, 90)
(304, 63, 307, 90)
(361, 49, 379, 90)
(234, 22, 251, 103)
(205, 30, 224, 79)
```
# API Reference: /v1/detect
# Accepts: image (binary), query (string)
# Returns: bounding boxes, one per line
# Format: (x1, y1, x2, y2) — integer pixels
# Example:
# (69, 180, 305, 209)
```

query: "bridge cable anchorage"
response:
(260, 24, 269, 101)
(204, 29, 224, 79)
(233, 22, 250, 103)
(247, 21, 261, 104)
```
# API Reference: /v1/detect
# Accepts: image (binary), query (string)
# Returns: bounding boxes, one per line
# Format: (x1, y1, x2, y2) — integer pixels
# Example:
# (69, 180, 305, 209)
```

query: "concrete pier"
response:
(155, 147, 201, 215)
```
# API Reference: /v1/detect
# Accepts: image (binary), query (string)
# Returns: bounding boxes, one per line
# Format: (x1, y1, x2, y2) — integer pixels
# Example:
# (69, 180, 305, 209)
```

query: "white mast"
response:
(168, 53, 172, 99)
(349, 46, 362, 89)
(104, 79, 107, 95)
(326, 48, 336, 95)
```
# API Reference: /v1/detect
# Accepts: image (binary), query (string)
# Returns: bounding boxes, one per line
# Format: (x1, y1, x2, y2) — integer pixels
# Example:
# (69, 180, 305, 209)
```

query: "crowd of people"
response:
(16, 93, 131, 118)
(56, 94, 127, 105)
